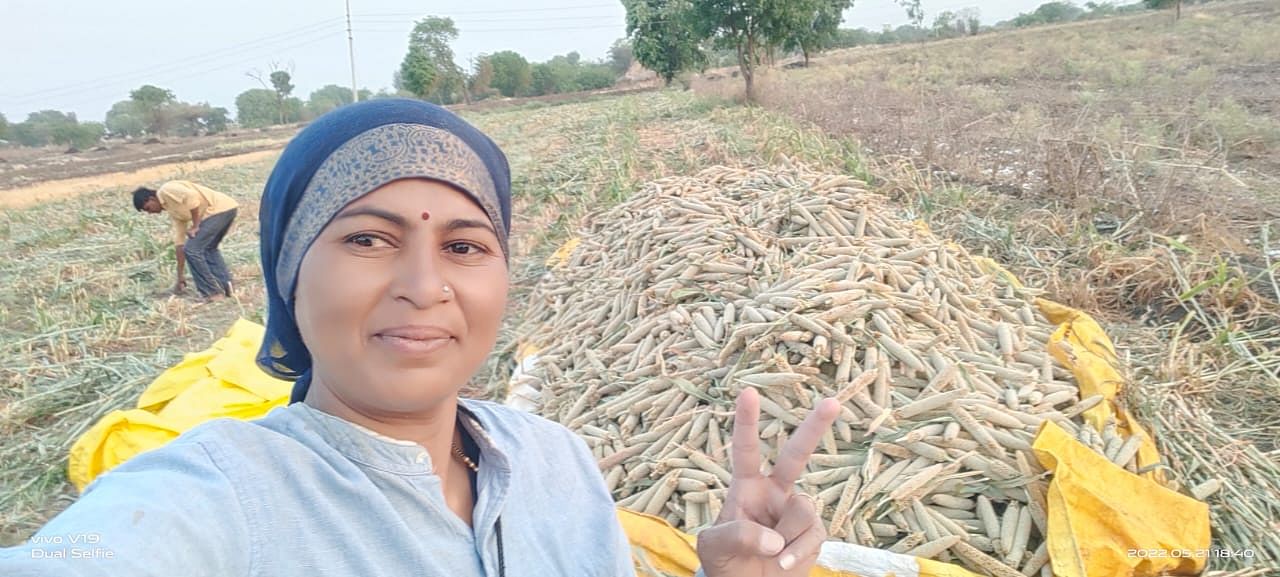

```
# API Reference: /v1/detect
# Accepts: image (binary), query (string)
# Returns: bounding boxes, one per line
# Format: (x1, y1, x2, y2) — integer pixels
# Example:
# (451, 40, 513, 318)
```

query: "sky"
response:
(0, 0, 1054, 122)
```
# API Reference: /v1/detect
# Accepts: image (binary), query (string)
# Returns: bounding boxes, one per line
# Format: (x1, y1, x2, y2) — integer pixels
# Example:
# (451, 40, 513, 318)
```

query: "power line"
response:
(354, 23, 628, 33)
(12, 32, 345, 113)
(6, 20, 345, 105)
(352, 3, 620, 17)
(7, 30, 345, 113)
(354, 14, 627, 24)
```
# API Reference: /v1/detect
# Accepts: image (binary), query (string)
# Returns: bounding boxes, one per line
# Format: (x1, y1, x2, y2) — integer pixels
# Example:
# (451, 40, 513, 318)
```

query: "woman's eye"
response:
(346, 233, 390, 248)
(447, 242, 485, 255)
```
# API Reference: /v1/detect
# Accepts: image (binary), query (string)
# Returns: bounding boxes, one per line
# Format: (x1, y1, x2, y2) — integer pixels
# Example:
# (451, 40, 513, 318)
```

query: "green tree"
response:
(831, 27, 876, 48)
(169, 103, 229, 136)
(307, 84, 368, 117)
(399, 16, 466, 104)
(469, 56, 496, 99)
(784, 0, 853, 66)
(530, 62, 564, 95)
(270, 71, 294, 99)
(105, 100, 146, 137)
(236, 88, 281, 128)
(129, 84, 177, 135)
(282, 98, 304, 123)
(1012, 2, 1085, 27)
(932, 11, 960, 38)
(957, 8, 981, 35)
(9, 123, 41, 146)
(202, 105, 230, 134)
(897, 0, 925, 28)
(52, 120, 104, 149)
(9, 111, 101, 148)
(692, 0, 826, 101)
(576, 63, 619, 91)
(889, 24, 929, 42)
(269, 70, 295, 124)
(10, 110, 78, 146)
(624, 0, 705, 86)
(608, 38, 635, 75)
(0, 112, 8, 141)
(488, 51, 533, 97)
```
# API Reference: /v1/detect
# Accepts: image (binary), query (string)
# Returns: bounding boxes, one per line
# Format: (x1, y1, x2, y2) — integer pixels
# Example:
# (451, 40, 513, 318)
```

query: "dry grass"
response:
(0, 159, 274, 544)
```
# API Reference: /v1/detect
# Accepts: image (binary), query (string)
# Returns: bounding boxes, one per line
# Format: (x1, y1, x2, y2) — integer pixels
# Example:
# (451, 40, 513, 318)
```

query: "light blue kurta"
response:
(0, 399, 637, 577)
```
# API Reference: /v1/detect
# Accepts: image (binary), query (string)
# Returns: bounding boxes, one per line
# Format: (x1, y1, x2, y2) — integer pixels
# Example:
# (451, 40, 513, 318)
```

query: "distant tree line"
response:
(0, 29, 635, 149)
(0, 1, 1197, 148)
(395, 16, 634, 105)
(826, 2, 1155, 51)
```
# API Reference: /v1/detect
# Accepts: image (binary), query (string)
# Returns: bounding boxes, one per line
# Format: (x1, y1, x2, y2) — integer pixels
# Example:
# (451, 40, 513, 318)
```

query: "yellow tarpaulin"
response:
(1033, 421, 1210, 577)
(68, 319, 291, 491)
(1036, 299, 1166, 486)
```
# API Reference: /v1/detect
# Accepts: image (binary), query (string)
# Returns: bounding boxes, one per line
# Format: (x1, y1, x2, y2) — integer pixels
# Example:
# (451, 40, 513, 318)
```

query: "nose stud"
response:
(442, 284, 452, 294)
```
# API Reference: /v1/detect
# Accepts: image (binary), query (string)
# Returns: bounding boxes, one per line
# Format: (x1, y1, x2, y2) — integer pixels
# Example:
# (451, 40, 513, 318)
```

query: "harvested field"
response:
(2, 3, 1277, 571)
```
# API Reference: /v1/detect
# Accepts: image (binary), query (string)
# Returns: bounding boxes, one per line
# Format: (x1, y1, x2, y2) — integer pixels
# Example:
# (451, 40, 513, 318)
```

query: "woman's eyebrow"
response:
(444, 218, 497, 237)
(334, 206, 407, 227)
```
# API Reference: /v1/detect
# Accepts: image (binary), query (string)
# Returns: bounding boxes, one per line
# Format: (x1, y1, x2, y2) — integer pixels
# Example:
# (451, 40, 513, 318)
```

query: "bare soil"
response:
(0, 125, 298, 191)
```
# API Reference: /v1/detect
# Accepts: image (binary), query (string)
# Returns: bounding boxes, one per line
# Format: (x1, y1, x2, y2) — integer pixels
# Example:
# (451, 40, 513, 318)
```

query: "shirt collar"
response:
(290, 399, 510, 477)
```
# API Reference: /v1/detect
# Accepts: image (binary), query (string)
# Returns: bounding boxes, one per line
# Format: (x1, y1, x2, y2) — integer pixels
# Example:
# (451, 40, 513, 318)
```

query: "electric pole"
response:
(345, 0, 358, 102)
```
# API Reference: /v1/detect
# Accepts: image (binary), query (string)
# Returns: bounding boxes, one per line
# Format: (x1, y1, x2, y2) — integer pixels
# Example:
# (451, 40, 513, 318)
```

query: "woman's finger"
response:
(772, 492, 821, 543)
(697, 518, 786, 563)
(775, 513, 827, 571)
(729, 387, 763, 481)
(769, 398, 840, 486)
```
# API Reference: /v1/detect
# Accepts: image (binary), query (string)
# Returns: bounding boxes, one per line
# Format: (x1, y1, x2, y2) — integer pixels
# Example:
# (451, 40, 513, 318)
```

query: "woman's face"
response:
(294, 178, 509, 413)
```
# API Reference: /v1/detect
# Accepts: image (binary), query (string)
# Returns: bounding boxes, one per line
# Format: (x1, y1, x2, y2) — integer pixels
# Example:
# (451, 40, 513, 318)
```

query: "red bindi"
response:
(421, 211, 431, 221)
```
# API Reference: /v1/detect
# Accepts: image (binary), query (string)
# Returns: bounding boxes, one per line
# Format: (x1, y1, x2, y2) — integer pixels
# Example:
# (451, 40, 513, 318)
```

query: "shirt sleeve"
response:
(172, 220, 188, 247)
(613, 512, 638, 577)
(0, 438, 254, 577)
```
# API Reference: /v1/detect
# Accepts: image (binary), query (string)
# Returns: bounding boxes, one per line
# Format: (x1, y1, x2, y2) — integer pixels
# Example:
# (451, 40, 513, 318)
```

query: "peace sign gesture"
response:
(696, 387, 841, 577)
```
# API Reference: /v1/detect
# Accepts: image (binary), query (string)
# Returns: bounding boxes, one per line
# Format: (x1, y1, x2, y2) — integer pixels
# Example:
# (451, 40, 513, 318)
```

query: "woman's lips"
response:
(373, 334, 454, 356)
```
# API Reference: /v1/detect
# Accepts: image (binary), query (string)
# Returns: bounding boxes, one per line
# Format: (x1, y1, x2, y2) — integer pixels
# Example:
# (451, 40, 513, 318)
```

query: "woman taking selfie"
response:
(1, 99, 839, 577)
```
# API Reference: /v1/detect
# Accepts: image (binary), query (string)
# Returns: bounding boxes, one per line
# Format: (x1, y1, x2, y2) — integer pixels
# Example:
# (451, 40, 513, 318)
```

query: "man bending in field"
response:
(133, 180, 239, 301)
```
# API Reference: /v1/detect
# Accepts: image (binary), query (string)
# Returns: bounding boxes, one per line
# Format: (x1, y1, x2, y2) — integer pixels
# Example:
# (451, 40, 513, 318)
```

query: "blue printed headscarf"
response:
(256, 99, 512, 403)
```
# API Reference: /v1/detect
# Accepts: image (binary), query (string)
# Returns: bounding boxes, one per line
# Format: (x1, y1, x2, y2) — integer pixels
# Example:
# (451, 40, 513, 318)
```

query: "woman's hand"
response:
(696, 387, 840, 577)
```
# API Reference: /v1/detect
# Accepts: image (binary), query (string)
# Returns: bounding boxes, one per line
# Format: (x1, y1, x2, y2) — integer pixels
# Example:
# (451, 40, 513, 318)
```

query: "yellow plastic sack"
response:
(972, 256, 1166, 486)
(68, 319, 291, 491)
(1036, 299, 1166, 486)
(547, 236, 582, 268)
(971, 258, 1208, 576)
(1033, 421, 1210, 577)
